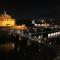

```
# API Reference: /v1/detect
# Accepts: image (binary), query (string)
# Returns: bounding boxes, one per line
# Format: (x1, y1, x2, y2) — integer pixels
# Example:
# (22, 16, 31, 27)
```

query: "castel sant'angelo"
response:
(0, 11, 28, 30)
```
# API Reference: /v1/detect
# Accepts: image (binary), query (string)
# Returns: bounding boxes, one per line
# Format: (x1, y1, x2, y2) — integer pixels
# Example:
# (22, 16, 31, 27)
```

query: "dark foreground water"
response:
(0, 43, 58, 60)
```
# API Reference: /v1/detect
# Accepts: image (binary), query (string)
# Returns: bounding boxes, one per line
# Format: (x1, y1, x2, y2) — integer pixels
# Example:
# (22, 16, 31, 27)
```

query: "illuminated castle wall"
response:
(0, 11, 28, 30)
(0, 11, 15, 26)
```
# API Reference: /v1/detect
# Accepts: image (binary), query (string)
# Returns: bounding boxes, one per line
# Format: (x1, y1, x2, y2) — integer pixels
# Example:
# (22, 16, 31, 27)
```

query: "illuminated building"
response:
(10, 24, 28, 30)
(0, 11, 15, 26)
(0, 11, 28, 30)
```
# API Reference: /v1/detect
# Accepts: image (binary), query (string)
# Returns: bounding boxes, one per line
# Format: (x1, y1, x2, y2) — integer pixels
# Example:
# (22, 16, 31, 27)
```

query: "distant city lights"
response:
(48, 32, 60, 38)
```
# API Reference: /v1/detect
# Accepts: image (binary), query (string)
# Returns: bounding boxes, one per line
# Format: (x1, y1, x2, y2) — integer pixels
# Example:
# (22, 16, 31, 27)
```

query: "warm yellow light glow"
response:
(0, 19, 15, 26)
(0, 42, 15, 53)
(10, 25, 28, 30)
(0, 12, 28, 30)
(0, 12, 15, 26)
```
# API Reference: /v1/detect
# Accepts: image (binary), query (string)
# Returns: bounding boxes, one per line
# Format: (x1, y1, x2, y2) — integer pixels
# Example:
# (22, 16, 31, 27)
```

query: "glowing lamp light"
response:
(57, 32, 60, 35)
(34, 24, 37, 27)
(50, 33, 54, 37)
(29, 33, 31, 35)
(53, 33, 56, 37)
(38, 36, 41, 38)
(55, 32, 58, 36)
(38, 40, 41, 43)
(32, 20, 35, 24)
(38, 24, 40, 27)
(48, 34, 51, 38)
(59, 32, 60, 34)
(49, 42, 52, 45)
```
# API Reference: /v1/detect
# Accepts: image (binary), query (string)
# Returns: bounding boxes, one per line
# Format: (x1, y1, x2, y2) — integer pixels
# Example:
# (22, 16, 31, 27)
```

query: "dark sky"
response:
(0, 0, 60, 19)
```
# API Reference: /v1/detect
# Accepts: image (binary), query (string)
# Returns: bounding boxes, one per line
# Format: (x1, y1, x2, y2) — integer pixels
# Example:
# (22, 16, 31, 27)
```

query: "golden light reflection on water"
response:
(0, 42, 15, 53)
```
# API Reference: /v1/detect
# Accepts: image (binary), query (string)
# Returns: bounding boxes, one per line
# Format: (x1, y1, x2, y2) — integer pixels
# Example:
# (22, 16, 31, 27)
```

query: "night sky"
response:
(0, 0, 60, 19)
